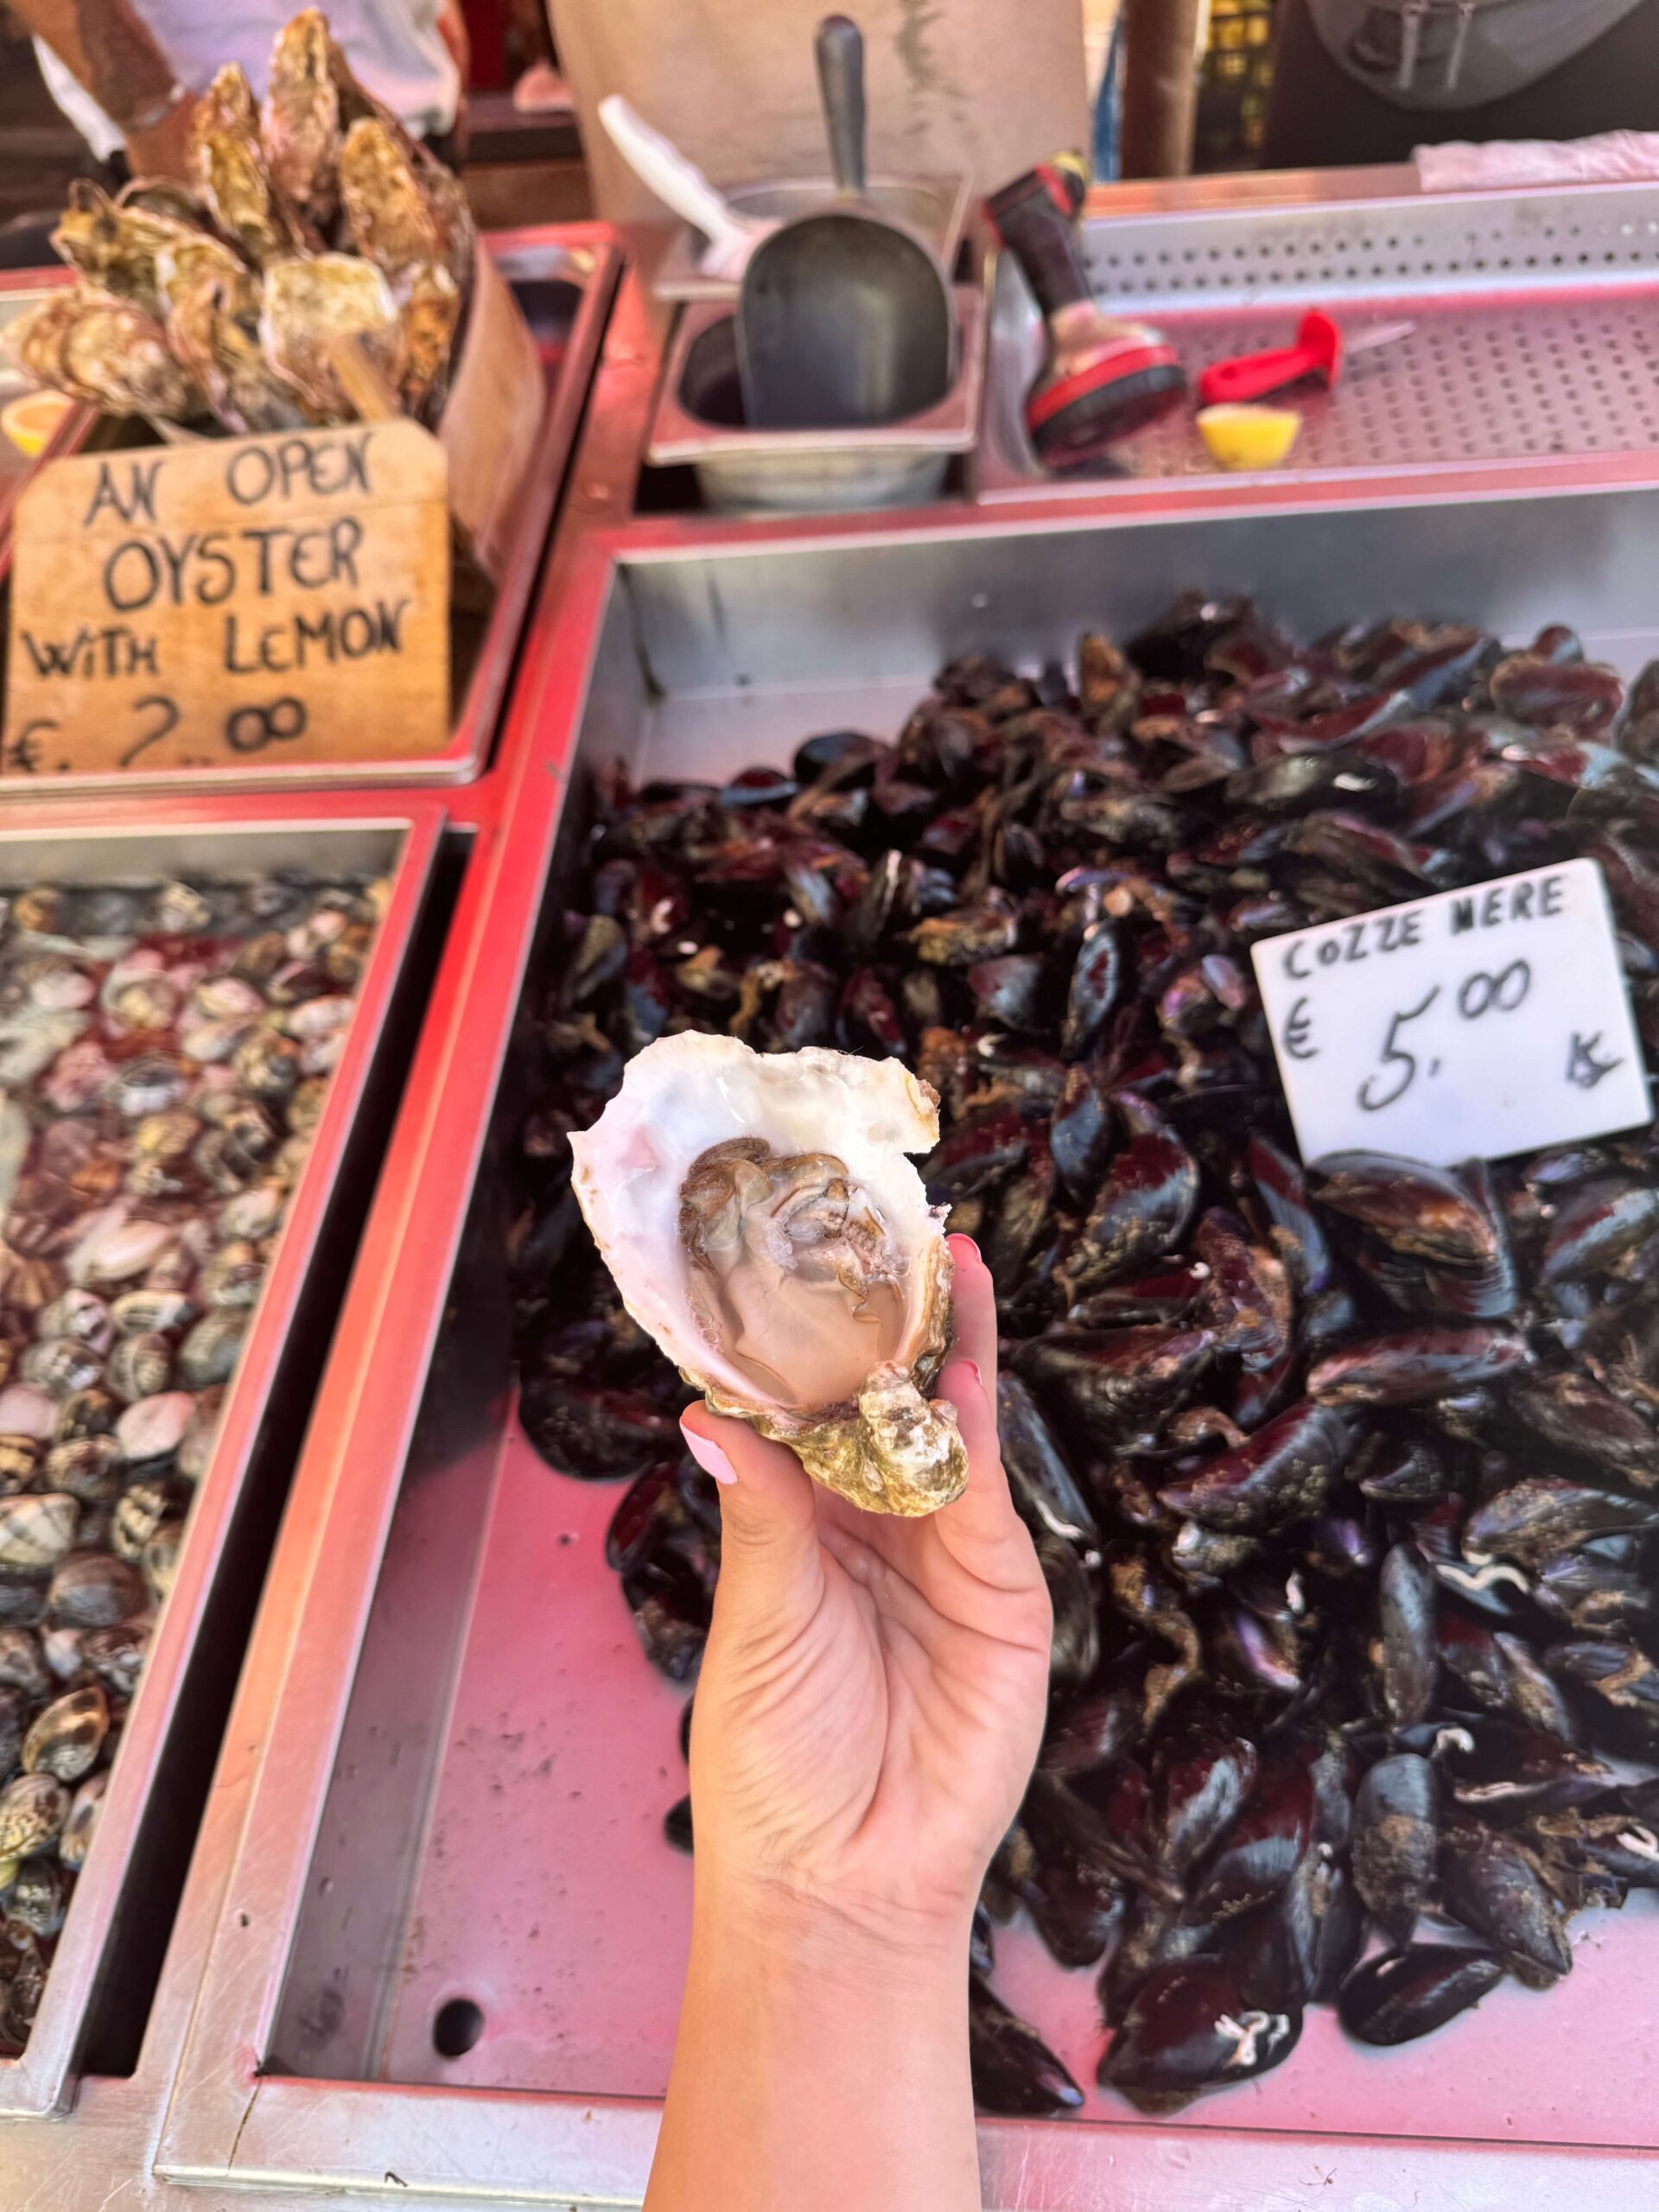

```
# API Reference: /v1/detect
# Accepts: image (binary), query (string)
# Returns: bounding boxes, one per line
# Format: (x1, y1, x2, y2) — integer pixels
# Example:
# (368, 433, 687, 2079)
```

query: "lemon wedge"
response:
(1197, 403, 1302, 471)
(2, 390, 74, 460)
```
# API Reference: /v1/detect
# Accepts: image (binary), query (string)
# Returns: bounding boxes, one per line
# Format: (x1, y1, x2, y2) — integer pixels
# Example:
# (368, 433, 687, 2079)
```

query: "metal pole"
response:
(1119, 0, 1203, 178)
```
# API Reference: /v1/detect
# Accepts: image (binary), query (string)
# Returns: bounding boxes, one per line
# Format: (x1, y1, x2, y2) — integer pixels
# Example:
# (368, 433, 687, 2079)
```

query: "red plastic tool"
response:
(1198, 309, 1412, 407)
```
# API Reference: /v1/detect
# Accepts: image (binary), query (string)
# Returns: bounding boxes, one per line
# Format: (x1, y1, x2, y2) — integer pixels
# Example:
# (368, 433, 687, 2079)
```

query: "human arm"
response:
(10, 0, 197, 175)
(645, 1237, 1052, 2212)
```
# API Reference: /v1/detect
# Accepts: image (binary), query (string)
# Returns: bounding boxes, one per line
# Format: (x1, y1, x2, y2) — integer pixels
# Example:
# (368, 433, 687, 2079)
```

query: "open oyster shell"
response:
(569, 1033, 967, 1516)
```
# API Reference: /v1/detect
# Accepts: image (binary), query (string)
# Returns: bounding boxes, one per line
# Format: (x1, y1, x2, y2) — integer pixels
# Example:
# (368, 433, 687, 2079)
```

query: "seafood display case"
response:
(158, 479, 1659, 2209)
(0, 227, 620, 796)
(0, 796, 446, 2120)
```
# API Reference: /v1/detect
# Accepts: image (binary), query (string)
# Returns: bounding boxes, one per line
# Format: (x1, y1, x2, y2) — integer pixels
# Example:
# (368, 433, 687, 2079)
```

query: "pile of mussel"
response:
(510, 594, 1659, 2113)
(0, 868, 382, 2052)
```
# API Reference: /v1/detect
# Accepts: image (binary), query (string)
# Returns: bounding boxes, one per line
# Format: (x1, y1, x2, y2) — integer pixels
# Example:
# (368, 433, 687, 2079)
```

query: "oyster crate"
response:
(0, 227, 620, 795)
(162, 481, 1659, 2208)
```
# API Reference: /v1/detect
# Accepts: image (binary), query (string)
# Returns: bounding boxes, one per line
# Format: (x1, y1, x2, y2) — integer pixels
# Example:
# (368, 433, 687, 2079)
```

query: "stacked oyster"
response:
(8, 10, 474, 432)
(0, 865, 384, 2050)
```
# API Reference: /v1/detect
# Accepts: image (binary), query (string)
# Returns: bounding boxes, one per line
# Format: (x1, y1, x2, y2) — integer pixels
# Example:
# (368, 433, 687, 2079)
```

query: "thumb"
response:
(681, 1403, 823, 1638)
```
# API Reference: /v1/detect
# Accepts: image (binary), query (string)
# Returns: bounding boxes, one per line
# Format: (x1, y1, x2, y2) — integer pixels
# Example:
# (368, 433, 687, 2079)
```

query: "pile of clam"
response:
(0, 868, 382, 2051)
(510, 594, 1659, 2113)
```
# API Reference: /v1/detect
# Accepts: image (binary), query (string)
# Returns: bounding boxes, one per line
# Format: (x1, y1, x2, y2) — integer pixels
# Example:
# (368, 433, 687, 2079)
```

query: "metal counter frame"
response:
(149, 208, 1659, 2209)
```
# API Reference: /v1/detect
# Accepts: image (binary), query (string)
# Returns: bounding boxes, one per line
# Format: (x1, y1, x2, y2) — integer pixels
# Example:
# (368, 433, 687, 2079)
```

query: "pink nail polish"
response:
(682, 1426, 736, 1485)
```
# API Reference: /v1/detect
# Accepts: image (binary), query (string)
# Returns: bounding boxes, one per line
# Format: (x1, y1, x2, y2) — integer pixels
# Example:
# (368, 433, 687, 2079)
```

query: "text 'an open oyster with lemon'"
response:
(569, 1033, 967, 1516)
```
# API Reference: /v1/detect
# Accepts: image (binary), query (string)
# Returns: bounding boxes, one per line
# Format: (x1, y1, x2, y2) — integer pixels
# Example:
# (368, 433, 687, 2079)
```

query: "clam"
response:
(57, 1770, 106, 1871)
(569, 1034, 964, 1516)
(9, 1860, 66, 1939)
(0, 1773, 70, 1859)
(112, 1478, 175, 1561)
(22, 1684, 108, 1783)
(179, 1310, 249, 1389)
(47, 1551, 143, 1628)
(80, 1622, 149, 1699)
(115, 1389, 194, 1465)
(0, 1494, 78, 1572)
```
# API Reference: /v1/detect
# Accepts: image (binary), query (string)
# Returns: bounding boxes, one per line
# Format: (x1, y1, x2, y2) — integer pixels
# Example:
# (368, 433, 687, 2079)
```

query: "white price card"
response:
(1252, 858, 1652, 1168)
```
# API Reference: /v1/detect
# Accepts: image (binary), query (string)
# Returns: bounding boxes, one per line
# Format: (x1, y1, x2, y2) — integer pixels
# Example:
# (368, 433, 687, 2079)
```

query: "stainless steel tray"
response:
(654, 171, 971, 302)
(162, 478, 1659, 2209)
(647, 287, 985, 512)
(977, 179, 1659, 503)
(0, 226, 620, 798)
(0, 796, 444, 2119)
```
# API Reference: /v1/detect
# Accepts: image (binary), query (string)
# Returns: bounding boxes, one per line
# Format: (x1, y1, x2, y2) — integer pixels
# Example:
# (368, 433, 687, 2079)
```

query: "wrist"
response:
(691, 1864, 971, 1993)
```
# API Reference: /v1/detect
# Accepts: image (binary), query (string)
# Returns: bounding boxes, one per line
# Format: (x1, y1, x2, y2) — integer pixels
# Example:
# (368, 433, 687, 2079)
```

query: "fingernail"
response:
(682, 1423, 736, 1485)
(947, 1232, 982, 1261)
(942, 1358, 982, 1395)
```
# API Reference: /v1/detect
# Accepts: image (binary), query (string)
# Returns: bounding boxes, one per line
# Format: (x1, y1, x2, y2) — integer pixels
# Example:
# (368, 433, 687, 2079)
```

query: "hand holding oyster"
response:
(569, 1033, 969, 1516)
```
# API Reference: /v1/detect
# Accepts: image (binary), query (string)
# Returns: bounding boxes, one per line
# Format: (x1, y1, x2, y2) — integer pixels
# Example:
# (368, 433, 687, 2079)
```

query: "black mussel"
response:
(982, 1144, 1058, 1294)
(1049, 1058, 1116, 1204)
(1465, 1478, 1659, 1568)
(1351, 1752, 1437, 1948)
(1247, 1135, 1338, 1295)
(1314, 1152, 1503, 1269)
(1017, 1328, 1214, 1451)
(837, 967, 908, 1057)
(1186, 1746, 1314, 1924)
(1211, 1605, 1304, 1699)
(1437, 1613, 1513, 1713)
(1224, 747, 1400, 817)
(970, 1904, 997, 1980)
(968, 953, 1049, 1033)
(1534, 1548, 1659, 1639)
(1169, 1520, 1258, 1582)
(1353, 1432, 1451, 1505)
(1512, 1369, 1658, 1484)
(1439, 1813, 1571, 1986)
(604, 1462, 684, 1573)
(520, 1378, 679, 1482)
(1152, 1710, 1258, 1884)
(1377, 1541, 1439, 1729)
(1040, 1688, 1141, 1779)
(1488, 651, 1623, 732)
(622, 1549, 711, 1682)
(920, 1103, 1029, 1205)
(997, 1376, 1099, 1545)
(1308, 1327, 1529, 1406)
(1550, 1640, 1659, 1751)
(1023, 1770, 1179, 1918)
(1098, 1955, 1301, 2111)
(1427, 1719, 1608, 1809)
(1158, 1400, 1351, 1534)
(1338, 1945, 1504, 2047)
(1540, 1179, 1659, 1284)
(1062, 921, 1123, 1061)
(1037, 1530, 1102, 1689)
(1493, 1631, 1578, 1744)
(1065, 1125, 1201, 1292)
(1283, 1843, 1363, 2004)
(1067, 1263, 1210, 1329)
(1103, 1553, 1203, 1732)
(969, 1978, 1084, 2117)
(910, 892, 1020, 968)
(1194, 1209, 1293, 1373)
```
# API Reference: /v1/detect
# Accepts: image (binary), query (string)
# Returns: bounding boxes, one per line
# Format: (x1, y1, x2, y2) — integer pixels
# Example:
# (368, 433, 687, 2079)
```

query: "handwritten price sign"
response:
(1252, 859, 1651, 1166)
(3, 421, 450, 776)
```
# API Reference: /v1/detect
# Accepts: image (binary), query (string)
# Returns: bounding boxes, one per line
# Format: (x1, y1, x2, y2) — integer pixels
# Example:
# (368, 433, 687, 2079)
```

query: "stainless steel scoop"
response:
(737, 15, 956, 432)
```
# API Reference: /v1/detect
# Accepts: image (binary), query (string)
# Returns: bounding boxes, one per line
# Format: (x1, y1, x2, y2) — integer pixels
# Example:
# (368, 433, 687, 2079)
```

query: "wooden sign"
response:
(3, 421, 451, 776)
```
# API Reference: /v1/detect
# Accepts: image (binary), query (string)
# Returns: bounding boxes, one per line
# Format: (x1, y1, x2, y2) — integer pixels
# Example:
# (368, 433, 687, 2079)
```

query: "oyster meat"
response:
(569, 1033, 966, 1516)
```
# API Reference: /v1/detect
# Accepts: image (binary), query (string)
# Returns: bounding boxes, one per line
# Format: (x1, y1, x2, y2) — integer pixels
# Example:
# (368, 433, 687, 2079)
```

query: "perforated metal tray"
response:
(977, 180, 1659, 501)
